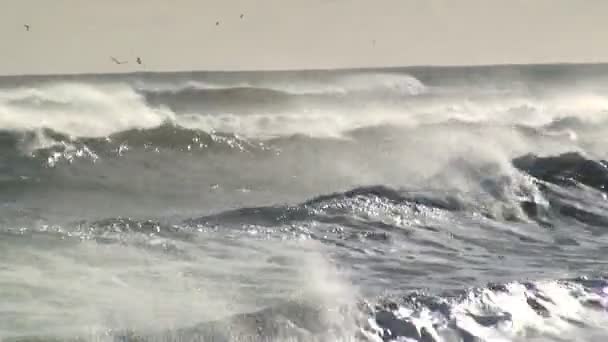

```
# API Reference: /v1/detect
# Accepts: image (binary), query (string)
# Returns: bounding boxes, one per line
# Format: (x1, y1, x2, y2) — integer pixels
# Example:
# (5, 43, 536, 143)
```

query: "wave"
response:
(134, 72, 428, 96)
(181, 151, 608, 231)
(0, 108, 606, 170)
(1, 73, 608, 142)
(0, 82, 174, 137)
(132, 73, 427, 116)
(512, 153, 608, 230)
(0, 185, 470, 246)
(0, 125, 276, 173)
(1, 110, 607, 214)
(184, 185, 466, 231)
(7, 148, 605, 246)
(4, 277, 607, 341)
(513, 152, 608, 192)
(3, 180, 606, 340)
(362, 277, 608, 342)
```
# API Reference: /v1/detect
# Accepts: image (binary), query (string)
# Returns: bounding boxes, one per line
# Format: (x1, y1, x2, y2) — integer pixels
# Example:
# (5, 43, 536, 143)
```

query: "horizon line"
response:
(1, 61, 607, 78)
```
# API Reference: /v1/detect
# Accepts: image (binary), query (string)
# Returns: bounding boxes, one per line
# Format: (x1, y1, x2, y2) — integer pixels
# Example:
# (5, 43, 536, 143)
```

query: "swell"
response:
(3, 116, 608, 227)
(180, 151, 608, 238)
(0, 125, 275, 168)
(7, 148, 608, 250)
(140, 86, 311, 114)
(135, 73, 428, 114)
(0, 113, 605, 168)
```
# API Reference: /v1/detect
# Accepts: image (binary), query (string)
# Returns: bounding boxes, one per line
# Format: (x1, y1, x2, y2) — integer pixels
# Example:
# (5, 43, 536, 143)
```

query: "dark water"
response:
(1, 64, 607, 341)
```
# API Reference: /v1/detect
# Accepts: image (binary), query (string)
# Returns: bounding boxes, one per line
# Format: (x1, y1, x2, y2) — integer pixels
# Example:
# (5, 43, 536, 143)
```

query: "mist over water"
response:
(1, 64, 608, 341)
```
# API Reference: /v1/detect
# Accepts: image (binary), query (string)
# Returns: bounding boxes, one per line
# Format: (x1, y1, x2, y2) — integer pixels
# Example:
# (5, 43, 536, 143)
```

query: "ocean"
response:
(0, 64, 607, 341)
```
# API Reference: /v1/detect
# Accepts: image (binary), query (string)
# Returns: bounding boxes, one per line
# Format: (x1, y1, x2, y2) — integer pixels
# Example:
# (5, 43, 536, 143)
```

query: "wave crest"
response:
(135, 72, 427, 96)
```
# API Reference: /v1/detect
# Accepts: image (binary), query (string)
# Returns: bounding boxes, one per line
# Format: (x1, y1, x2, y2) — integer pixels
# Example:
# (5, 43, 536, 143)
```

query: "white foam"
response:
(385, 280, 608, 342)
(0, 82, 174, 138)
(334, 73, 427, 95)
(1, 80, 607, 148)
(0, 232, 359, 340)
(135, 72, 427, 96)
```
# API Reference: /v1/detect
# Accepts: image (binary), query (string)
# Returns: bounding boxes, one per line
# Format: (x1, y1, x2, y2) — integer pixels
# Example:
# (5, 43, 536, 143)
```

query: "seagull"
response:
(136, 57, 142, 65)
(24, 24, 30, 31)
(110, 57, 128, 65)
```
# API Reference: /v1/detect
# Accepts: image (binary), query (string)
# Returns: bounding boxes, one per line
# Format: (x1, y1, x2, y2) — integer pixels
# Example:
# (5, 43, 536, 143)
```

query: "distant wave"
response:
(134, 72, 428, 96)
(1, 77, 607, 141)
(0, 82, 174, 137)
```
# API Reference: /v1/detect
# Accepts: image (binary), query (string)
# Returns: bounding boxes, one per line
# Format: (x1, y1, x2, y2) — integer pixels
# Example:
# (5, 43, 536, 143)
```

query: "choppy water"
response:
(1, 64, 607, 341)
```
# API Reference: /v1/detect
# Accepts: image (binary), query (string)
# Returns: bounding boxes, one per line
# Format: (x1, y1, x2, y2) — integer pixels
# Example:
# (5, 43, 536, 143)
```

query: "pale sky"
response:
(1, 0, 608, 75)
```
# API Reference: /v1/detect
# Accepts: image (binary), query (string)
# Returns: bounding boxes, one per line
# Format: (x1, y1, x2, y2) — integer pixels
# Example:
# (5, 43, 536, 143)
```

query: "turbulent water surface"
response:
(1, 64, 608, 341)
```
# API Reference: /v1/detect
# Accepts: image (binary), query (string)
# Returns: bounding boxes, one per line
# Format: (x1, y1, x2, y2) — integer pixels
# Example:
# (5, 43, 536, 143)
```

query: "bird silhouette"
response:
(24, 24, 30, 31)
(240, 14, 244, 19)
(111, 57, 128, 65)
(216, 21, 220, 26)
(136, 57, 142, 65)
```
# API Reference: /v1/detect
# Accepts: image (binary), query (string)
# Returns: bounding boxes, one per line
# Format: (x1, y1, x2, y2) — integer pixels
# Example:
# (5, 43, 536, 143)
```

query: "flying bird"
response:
(110, 57, 128, 65)
(24, 24, 30, 31)
(216, 21, 220, 26)
(240, 14, 244, 19)
(136, 57, 142, 65)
